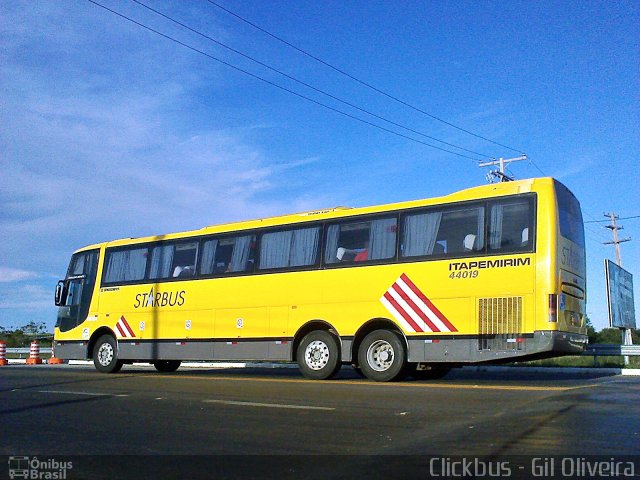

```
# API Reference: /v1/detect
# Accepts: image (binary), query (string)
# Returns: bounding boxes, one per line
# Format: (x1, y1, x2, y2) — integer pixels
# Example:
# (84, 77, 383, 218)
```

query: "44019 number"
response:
(449, 270, 479, 279)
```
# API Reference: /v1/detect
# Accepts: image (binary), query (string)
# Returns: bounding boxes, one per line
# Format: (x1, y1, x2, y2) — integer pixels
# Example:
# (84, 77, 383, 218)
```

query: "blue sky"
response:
(1, 0, 638, 332)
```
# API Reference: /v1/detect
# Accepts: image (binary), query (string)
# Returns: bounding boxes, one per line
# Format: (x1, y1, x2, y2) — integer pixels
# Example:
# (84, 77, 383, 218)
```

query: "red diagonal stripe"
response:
(120, 316, 136, 337)
(400, 274, 458, 332)
(115, 322, 126, 337)
(383, 291, 423, 332)
(391, 283, 439, 332)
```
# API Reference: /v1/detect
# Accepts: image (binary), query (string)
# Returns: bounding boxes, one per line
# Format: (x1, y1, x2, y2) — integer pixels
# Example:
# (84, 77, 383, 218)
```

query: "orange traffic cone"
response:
(26, 340, 43, 365)
(48, 341, 64, 364)
(0, 341, 8, 366)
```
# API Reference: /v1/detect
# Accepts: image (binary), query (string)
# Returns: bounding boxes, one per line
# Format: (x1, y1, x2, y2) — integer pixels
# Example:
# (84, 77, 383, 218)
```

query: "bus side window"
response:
(489, 200, 532, 253)
(259, 227, 320, 270)
(200, 235, 256, 275)
(325, 217, 396, 265)
(149, 242, 198, 280)
(104, 247, 148, 283)
(401, 206, 483, 258)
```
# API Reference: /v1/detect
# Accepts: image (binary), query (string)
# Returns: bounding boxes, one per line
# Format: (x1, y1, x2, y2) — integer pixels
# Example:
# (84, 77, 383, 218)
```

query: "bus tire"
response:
(297, 330, 341, 380)
(410, 364, 451, 380)
(358, 329, 406, 382)
(153, 360, 181, 373)
(93, 334, 123, 373)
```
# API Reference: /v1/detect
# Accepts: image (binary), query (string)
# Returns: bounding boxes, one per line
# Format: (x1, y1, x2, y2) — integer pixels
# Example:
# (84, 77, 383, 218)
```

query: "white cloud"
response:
(0, 267, 40, 283)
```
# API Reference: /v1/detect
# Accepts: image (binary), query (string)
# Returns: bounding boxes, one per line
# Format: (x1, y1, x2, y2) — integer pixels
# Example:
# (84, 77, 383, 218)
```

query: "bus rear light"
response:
(549, 294, 558, 322)
(516, 337, 525, 343)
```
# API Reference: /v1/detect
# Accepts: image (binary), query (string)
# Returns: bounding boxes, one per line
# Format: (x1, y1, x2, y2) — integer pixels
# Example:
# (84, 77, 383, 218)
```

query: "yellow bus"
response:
(54, 177, 587, 381)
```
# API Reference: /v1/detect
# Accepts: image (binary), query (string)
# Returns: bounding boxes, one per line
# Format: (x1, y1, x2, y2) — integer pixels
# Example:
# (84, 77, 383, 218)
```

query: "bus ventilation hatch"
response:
(478, 297, 523, 351)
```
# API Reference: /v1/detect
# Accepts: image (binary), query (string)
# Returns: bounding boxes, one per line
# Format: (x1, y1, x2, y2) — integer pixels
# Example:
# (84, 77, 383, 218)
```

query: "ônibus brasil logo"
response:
(8, 456, 72, 480)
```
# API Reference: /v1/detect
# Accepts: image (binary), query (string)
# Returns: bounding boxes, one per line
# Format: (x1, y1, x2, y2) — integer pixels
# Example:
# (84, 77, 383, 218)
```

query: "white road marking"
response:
(203, 399, 334, 411)
(38, 390, 128, 397)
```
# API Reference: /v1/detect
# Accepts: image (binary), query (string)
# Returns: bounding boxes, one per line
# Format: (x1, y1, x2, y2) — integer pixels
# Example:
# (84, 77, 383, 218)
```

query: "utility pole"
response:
(603, 212, 631, 267)
(479, 155, 528, 183)
(603, 212, 633, 363)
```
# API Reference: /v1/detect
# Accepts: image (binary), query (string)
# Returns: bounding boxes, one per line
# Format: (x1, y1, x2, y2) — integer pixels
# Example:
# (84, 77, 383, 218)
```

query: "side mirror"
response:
(54, 280, 66, 306)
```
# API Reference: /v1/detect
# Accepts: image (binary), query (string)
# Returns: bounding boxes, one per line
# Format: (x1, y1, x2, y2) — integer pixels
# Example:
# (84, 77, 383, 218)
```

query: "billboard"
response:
(605, 260, 636, 329)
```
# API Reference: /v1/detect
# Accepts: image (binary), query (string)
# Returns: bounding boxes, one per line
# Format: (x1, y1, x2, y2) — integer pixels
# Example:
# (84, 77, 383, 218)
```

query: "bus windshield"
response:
(555, 181, 584, 247)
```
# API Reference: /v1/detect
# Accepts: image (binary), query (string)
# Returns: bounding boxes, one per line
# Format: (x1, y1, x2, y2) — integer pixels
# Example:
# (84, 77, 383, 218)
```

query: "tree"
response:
(585, 316, 598, 343)
(21, 321, 48, 336)
(0, 322, 52, 347)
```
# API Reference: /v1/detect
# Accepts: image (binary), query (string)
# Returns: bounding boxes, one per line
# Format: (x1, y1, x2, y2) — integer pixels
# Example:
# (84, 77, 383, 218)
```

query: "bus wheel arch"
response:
(292, 320, 339, 362)
(88, 327, 117, 359)
(88, 328, 123, 374)
(352, 319, 408, 382)
(351, 318, 407, 367)
(293, 320, 342, 380)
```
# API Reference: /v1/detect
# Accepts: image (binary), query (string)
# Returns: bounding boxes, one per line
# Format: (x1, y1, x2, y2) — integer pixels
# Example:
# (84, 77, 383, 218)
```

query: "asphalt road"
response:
(2, 365, 639, 479)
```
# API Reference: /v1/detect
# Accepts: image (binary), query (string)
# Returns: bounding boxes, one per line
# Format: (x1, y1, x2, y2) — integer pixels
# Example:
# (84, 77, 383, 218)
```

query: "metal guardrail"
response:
(583, 344, 640, 356)
(582, 343, 639, 367)
(6, 347, 52, 358)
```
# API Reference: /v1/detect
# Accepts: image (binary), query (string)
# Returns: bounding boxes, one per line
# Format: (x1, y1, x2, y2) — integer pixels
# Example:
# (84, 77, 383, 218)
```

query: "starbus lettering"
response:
(561, 245, 584, 272)
(449, 257, 531, 271)
(134, 287, 186, 308)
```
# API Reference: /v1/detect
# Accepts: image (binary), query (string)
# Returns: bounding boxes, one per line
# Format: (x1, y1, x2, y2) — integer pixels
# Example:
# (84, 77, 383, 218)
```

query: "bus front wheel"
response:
(153, 360, 181, 373)
(297, 330, 341, 380)
(358, 329, 406, 382)
(93, 334, 123, 373)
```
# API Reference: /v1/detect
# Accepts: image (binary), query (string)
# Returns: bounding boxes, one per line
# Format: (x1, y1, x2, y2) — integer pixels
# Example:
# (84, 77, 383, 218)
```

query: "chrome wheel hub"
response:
(305, 340, 330, 370)
(97, 343, 114, 366)
(367, 340, 394, 372)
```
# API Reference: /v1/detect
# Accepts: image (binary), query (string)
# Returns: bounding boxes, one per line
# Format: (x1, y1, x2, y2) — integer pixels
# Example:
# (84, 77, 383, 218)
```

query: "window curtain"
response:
(149, 245, 174, 279)
(489, 205, 504, 250)
(369, 218, 397, 260)
(324, 225, 340, 264)
(290, 227, 320, 266)
(200, 239, 218, 274)
(229, 235, 253, 272)
(475, 207, 485, 250)
(402, 212, 442, 257)
(260, 231, 293, 269)
(105, 248, 147, 282)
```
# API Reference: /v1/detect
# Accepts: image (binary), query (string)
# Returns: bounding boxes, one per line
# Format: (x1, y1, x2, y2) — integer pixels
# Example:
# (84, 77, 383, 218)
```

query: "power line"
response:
(86, 0, 482, 161)
(130, 0, 493, 160)
(585, 224, 611, 242)
(207, 0, 526, 155)
(524, 155, 547, 177)
(585, 215, 640, 223)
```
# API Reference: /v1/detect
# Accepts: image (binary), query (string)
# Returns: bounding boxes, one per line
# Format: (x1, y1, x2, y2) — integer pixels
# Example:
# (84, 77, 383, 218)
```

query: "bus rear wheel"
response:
(93, 334, 123, 373)
(297, 330, 341, 380)
(358, 329, 406, 382)
(153, 360, 181, 373)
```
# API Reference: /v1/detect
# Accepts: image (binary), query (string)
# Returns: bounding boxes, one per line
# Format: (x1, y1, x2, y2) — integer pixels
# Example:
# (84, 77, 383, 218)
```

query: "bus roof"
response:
(74, 177, 552, 253)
